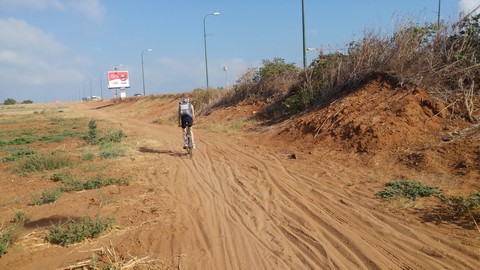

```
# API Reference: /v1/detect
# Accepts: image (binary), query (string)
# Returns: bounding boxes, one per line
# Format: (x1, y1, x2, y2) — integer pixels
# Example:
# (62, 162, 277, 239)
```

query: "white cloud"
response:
(459, 0, 480, 15)
(0, 0, 65, 11)
(69, 0, 105, 22)
(0, 0, 105, 21)
(0, 18, 67, 55)
(0, 18, 87, 102)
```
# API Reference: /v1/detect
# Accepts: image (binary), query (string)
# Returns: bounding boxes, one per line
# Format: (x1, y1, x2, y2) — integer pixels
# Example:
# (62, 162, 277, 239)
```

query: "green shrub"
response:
(49, 117, 64, 123)
(0, 227, 14, 255)
(32, 188, 63, 205)
(1, 148, 35, 162)
(8, 136, 36, 145)
(100, 129, 126, 143)
(82, 152, 95, 160)
(50, 172, 70, 182)
(17, 151, 72, 173)
(377, 180, 438, 200)
(46, 215, 114, 246)
(61, 176, 130, 192)
(61, 180, 85, 192)
(82, 178, 106, 190)
(84, 120, 98, 144)
(13, 210, 30, 225)
(21, 100, 33, 104)
(99, 142, 126, 159)
(3, 98, 16, 105)
(282, 87, 316, 113)
(259, 57, 299, 78)
(99, 152, 124, 159)
(39, 129, 77, 143)
(438, 193, 480, 217)
(0, 211, 31, 255)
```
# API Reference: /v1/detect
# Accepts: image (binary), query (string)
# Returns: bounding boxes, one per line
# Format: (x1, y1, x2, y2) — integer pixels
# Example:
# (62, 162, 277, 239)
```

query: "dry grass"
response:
(305, 17, 480, 121)
(204, 17, 480, 123)
(57, 240, 172, 270)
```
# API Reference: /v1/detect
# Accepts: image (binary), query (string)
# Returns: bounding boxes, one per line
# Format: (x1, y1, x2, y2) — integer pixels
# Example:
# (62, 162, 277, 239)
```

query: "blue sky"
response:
(0, 0, 477, 103)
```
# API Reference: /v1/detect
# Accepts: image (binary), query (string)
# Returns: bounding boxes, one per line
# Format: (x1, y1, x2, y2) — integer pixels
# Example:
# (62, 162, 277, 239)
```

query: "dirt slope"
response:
(1, 80, 479, 269)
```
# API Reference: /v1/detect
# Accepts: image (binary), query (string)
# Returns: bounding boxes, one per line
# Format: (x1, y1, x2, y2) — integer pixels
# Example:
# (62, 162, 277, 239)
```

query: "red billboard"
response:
(107, 71, 130, 88)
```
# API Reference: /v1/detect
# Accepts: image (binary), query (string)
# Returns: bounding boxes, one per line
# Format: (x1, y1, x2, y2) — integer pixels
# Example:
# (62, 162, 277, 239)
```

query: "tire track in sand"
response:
(80, 103, 480, 270)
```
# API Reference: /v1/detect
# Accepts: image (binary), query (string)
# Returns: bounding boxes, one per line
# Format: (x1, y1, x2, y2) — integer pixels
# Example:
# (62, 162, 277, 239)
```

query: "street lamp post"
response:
(437, 0, 441, 27)
(203, 12, 220, 90)
(223, 66, 228, 88)
(141, 48, 153, 96)
(89, 78, 94, 98)
(99, 72, 106, 100)
(302, 0, 307, 69)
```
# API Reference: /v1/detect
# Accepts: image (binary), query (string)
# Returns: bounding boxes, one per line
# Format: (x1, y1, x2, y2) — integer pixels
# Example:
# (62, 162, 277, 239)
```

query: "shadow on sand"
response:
(25, 215, 82, 228)
(89, 103, 116, 110)
(139, 147, 188, 157)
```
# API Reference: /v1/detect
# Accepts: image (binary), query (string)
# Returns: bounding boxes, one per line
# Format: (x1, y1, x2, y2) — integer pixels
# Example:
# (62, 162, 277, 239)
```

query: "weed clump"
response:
(84, 120, 98, 144)
(1, 148, 35, 163)
(17, 151, 72, 174)
(31, 188, 62, 205)
(0, 227, 14, 255)
(0, 211, 31, 255)
(83, 120, 127, 145)
(50, 172, 71, 182)
(438, 193, 480, 218)
(377, 180, 438, 200)
(61, 176, 130, 192)
(46, 215, 114, 246)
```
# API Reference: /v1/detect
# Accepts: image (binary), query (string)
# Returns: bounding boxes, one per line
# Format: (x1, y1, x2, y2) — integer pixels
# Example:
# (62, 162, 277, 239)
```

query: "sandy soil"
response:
(1, 76, 479, 269)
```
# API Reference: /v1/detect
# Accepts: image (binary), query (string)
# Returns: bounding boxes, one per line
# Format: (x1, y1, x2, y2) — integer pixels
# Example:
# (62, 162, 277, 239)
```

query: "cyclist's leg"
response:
(190, 127, 195, 145)
(181, 116, 188, 146)
(187, 116, 195, 147)
(182, 128, 187, 143)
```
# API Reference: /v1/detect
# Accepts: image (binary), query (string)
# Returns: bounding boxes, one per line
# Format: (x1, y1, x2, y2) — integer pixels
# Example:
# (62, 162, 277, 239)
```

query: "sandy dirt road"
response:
(76, 102, 479, 270)
(1, 100, 478, 270)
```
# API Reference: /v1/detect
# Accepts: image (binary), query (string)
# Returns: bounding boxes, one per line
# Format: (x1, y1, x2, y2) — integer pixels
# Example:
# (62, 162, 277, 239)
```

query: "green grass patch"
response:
(82, 152, 95, 160)
(377, 180, 438, 200)
(0, 210, 31, 255)
(39, 130, 77, 143)
(31, 175, 129, 205)
(46, 215, 114, 246)
(99, 142, 127, 159)
(16, 151, 72, 174)
(49, 117, 65, 123)
(1, 136, 37, 146)
(31, 188, 63, 205)
(50, 172, 71, 182)
(0, 226, 14, 255)
(100, 129, 126, 143)
(438, 193, 480, 218)
(62, 176, 130, 192)
(1, 148, 35, 162)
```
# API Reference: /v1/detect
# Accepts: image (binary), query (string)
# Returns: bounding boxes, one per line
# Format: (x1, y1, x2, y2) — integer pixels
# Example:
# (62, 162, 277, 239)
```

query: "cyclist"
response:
(178, 96, 196, 149)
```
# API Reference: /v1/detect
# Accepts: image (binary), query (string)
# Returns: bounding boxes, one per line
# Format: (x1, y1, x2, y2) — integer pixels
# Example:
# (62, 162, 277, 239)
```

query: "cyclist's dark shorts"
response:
(181, 115, 193, 128)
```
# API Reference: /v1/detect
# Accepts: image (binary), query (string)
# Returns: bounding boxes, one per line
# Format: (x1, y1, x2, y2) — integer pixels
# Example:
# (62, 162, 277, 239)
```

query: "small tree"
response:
(21, 100, 33, 104)
(3, 98, 16, 105)
(259, 58, 299, 79)
(254, 58, 300, 100)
